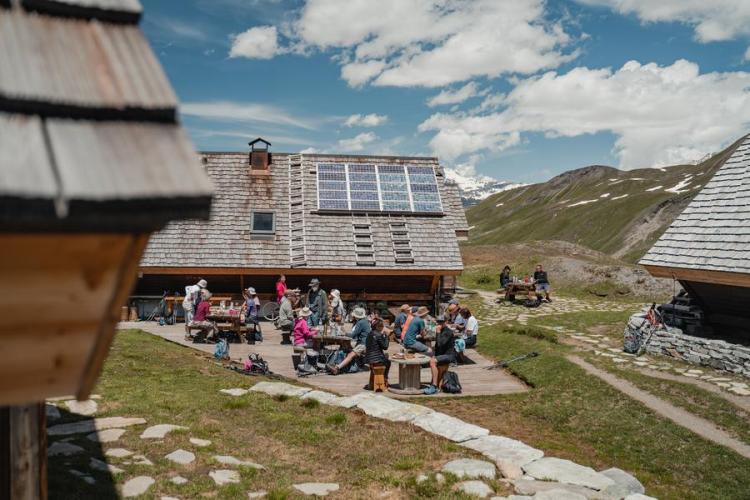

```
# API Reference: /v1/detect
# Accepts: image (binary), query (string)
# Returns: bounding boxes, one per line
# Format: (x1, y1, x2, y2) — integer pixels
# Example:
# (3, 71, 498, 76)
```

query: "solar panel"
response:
(316, 162, 443, 213)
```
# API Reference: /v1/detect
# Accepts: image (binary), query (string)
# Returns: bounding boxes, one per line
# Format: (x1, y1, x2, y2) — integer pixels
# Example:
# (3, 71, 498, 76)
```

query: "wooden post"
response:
(0, 403, 46, 500)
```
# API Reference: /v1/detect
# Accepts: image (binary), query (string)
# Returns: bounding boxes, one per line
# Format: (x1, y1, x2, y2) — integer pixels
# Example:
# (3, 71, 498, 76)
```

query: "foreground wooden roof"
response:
(640, 134, 750, 279)
(0, 0, 212, 232)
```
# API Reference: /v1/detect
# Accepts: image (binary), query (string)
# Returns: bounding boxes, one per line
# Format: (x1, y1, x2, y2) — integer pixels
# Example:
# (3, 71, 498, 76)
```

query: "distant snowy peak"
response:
(444, 167, 526, 206)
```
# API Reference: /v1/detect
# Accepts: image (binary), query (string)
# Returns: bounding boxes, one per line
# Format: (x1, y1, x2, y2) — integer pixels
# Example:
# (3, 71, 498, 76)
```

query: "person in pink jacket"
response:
(293, 307, 317, 347)
(276, 274, 287, 303)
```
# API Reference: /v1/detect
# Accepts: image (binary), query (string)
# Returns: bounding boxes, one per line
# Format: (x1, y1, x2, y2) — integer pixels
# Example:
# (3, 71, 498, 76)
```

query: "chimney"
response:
(248, 137, 271, 173)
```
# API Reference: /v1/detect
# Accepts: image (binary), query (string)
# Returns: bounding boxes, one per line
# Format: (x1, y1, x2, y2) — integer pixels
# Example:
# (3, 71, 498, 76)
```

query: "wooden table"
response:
(389, 354, 430, 395)
(311, 335, 352, 351)
(503, 282, 536, 301)
(207, 312, 243, 342)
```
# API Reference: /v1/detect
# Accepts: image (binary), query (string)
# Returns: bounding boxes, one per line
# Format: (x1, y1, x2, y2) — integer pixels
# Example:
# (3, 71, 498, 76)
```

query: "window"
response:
(251, 211, 275, 234)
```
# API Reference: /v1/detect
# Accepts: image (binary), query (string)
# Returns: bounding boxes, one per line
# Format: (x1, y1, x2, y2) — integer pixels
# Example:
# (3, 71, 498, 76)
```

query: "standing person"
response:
(460, 308, 479, 348)
(189, 288, 217, 342)
(365, 319, 391, 389)
(276, 274, 287, 303)
(293, 307, 317, 347)
(424, 316, 458, 395)
(329, 289, 345, 336)
(242, 287, 262, 342)
(327, 307, 370, 375)
(277, 289, 295, 344)
(533, 264, 551, 302)
(182, 279, 207, 333)
(307, 278, 328, 327)
(403, 306, 432, 356)
(500, 266, 511, 289)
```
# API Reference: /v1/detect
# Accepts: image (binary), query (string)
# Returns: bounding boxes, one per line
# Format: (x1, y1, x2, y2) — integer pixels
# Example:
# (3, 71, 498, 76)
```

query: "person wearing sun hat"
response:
(293, 306, 317, 347)
(306, 278, 328, 327)
(242, 286, 262, 342)
(403, 306, 432, 356)
(327, 306, 370, 375)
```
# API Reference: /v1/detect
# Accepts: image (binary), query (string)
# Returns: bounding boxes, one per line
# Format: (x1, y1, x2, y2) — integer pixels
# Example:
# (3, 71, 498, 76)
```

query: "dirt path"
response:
(568, 355, 750, 459)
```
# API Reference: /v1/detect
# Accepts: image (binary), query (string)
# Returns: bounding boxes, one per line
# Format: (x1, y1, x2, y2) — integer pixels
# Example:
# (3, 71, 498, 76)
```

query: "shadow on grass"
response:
(47, 407, 118, 500)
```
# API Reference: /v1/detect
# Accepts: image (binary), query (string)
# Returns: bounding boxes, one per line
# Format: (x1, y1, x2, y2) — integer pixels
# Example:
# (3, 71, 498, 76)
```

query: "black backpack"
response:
(441, 371, 462, 394)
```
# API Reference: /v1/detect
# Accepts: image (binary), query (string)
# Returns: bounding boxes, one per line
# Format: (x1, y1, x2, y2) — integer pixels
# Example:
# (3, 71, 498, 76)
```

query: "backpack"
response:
(454, 338, 466, 353)
(243, 354, 269, 375)
(214, 339, 230, 360)
(441, 371, 462, 394)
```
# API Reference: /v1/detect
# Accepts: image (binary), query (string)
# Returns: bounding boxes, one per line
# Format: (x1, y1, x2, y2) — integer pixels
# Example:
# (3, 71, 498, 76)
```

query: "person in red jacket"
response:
(188, 289, 217, 342)
(276, 274, 287, 303)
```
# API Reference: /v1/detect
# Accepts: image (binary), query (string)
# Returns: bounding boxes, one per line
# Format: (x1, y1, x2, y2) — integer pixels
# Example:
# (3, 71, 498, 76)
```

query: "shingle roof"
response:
(640, 134, 750, 274)
(0, 0, 211, 231)
(141, 153, 468, 271)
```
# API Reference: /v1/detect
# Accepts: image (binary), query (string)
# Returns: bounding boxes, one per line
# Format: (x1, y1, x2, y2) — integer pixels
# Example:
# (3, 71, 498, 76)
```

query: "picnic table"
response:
(310, 335, 352, 351)
(389, 353, 430, 395)
(207, 311, 243, 342)
(501, 282, 537, 301)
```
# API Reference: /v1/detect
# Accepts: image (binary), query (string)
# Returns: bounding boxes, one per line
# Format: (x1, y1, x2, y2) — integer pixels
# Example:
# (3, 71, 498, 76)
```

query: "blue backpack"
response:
(214, 339, 230, 360)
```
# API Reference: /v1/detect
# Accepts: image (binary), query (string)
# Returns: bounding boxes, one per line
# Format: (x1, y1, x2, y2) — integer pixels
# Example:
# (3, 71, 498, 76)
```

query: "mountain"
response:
(444, 167, 527, 206)
(464, 137, 744, 263)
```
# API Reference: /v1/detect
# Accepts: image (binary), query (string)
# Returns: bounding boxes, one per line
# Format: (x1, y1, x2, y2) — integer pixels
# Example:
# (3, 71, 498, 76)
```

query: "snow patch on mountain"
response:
(444, 166, 526, 206)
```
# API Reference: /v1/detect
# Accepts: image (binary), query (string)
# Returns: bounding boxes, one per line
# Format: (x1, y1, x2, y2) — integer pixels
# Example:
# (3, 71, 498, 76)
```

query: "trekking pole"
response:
(485, 351, 539, 370)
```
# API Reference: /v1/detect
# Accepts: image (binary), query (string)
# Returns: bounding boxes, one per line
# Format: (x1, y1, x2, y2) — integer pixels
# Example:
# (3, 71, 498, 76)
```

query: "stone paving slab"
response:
(442, 458, 496, 480)
(600, 467, 645, 498)
(249, 381, 311, 398)
(87, 428, 126, 443)
(523, 458, 615, 491)
(122, 476, 155, 497)
(293, 482, 340, 496)
(140, 424, 188, 439)
(48, 417, 146, 436)
(412, 411, 490, 442)
(300, 390, 341, 405)
(512, 478, 600, 499)
(453, 480, 494, 497)
(460, 435, 544, 467)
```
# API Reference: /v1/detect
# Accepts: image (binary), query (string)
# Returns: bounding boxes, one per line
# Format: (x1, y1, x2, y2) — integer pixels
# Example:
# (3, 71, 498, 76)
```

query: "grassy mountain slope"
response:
(465, 138, 743, 263)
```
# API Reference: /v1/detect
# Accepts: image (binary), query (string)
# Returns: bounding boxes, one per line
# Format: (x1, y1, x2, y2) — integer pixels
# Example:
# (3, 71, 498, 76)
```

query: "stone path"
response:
(248, 381, 653, 498)
(121, 320, 527, 398)
(569, 355, 750, 459)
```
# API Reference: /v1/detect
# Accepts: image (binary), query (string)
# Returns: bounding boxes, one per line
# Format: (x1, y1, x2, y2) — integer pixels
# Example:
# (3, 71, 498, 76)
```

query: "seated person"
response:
(188, 289, 217, 341)
(452, 304, 467, 334)
(402, 306, 432, 356)
(293, 307, 317, 347)
(533, 264, 552, 302)
(242, 286, 262, 341)
(327, 306, 370, 375)
(460, 308, 479, 348)
(387, 304, 410, 343)
(364, 319, 390, 389)
(500, 265, 511, 289)
(424, 316, 458, 395)
(277, 289, 295, 339)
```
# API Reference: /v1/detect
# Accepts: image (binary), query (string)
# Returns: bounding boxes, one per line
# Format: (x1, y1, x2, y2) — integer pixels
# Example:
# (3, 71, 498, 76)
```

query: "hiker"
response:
(329, 289, 345, 336)
(189, 288, 217, 342)
(327, 306, 370, 375)
(533, 264, 551, 302)
(424, 316, 458, 395)
(307, 278, 328, 326)
(293, 307, 317, 347)
(365, 318, 390, 389)
(389, 304, 410, 343)
(500, 265, 511, 289)
(277, 289, 295, 343)
(452, 303, 467, 334)
(460, 308, 479, 348)
(242, 287, 262, 341)
(276, 274, 287, 303)
(403, 306, 432, 355)
(182, 278, 207, 332)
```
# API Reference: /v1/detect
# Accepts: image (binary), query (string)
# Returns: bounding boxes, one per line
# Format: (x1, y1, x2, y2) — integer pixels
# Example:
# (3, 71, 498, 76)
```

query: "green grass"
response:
(418, 321, 750, 500)
(47, 329, 475, 499)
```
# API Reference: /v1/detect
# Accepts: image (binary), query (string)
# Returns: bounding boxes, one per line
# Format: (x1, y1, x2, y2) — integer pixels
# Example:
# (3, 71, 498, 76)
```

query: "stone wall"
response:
(646, 328, 750, 378)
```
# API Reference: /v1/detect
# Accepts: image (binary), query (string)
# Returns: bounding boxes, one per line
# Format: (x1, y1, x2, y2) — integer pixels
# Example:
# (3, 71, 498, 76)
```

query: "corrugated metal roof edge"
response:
(0, 96, 175, 123)
(20, 0, 142, 24)
(199, 151, 439, 161)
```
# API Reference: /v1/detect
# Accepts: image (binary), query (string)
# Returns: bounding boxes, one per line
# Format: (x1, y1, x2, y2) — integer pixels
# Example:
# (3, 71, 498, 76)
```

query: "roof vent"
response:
(249, 137, 271, 173)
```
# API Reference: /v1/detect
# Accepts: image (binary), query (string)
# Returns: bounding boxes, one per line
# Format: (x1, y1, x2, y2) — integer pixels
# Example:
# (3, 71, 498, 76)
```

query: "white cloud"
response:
(336, 132, 378, 152)
(427, 82, 484, 107)
(180, 101, 316, 130)
(300, 146, 319, 154)
(577, 0, 750, 42)
(148, 17, 209, 42)
(231, 0, 577, 88)
(419, 59, 750, 168)
(230, 26, 283, 59)
(343, 113, 388, 127)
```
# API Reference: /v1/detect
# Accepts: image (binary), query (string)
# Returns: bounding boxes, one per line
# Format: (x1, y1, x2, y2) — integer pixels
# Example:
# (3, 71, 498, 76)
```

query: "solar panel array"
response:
(317, 163, 443, 213)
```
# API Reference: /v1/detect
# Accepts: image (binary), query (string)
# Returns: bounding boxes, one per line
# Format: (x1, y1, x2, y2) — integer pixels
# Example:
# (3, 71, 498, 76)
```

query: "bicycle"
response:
(261, 301, 281, 321)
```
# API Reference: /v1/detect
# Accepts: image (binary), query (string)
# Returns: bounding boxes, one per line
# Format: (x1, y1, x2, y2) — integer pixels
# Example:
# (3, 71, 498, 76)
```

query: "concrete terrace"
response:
(120, 321, 527, 398)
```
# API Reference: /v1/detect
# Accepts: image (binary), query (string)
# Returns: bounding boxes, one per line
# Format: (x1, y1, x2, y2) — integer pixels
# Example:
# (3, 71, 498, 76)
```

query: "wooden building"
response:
(0, 0, 212, 497)
(640, 134, 750, 338)
(137, 140, 469, 307)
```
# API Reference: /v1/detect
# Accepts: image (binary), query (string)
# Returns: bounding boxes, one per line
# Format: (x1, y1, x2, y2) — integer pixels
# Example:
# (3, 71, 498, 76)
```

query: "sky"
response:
(142, 0, 750, 184)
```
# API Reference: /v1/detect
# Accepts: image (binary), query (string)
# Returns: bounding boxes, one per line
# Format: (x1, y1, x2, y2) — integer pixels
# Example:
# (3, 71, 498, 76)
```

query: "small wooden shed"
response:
(0, 0, 212, 496)
(640, 134, 750, 337)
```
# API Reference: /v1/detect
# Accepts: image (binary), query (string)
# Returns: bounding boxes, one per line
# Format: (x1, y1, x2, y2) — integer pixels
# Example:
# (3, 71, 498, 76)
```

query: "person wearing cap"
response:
(277, 289, 296, 343)
(424, 315, 459, 395)
(293, 306, 317, 347)
(182, 278, 207, 333)
(189, 288, 217, 342)
(242, 286, 262, 341)
(306, 278, 328, 327)
(328, 289, 345, 336)
(327, 306, 370, 375)
(403, 306, 432, 356)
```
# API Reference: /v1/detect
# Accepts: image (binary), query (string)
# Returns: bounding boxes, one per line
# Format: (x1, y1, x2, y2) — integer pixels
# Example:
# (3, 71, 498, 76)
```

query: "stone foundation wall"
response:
(646, 329, 750, 378)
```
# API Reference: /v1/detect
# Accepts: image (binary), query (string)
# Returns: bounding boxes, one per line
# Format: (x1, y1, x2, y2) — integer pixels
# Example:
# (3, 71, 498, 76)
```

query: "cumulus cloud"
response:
(337, 132, 378, 152)
(230, 0, 577, 87)
(343, 113, 389, 127)
(419, 59, 750, 168)
(230, 26, 284, 59)
(180, 100, 316, 130)
(577, 0, 750, 42)
(427, 82, 485, 107)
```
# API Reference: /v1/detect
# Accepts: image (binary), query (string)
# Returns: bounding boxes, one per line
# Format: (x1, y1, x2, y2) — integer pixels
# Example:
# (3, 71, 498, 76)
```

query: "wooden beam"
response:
(429, 275, 441, 295)
(140, 266, 462, 277)
(643, 265, 750, 289)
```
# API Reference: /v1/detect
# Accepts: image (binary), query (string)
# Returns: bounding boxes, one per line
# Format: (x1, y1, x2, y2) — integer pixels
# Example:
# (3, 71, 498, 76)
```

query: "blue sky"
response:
(142, 0, 750, 183)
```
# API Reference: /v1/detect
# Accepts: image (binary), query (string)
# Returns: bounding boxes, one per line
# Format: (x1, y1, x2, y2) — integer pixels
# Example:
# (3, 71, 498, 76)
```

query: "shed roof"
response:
(0, 0, 211, 232)
(640, 134, 750, 275)
(141, 152, 468, 272)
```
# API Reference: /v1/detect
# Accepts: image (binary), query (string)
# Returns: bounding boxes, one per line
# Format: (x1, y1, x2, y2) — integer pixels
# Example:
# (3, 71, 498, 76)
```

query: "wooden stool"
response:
(369, 364, 387, 392)
(436, 364, 449, 388)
